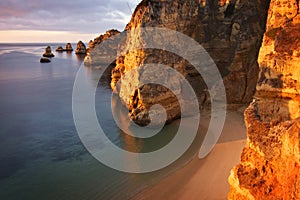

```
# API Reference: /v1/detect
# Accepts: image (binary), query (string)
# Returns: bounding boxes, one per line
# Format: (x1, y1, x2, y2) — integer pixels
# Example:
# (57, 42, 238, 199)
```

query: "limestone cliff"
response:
(229, 102, 300, 200)
(110, 0, 270, 125)
(84, 29, 120, 66)
(228, 0, 300, 199)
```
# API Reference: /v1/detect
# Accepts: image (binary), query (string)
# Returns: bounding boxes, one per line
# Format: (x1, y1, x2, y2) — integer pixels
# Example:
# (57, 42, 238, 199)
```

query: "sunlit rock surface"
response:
(109, 0, 270, 125)
(75, 41, 87, 54)
(84, 29, 120, 66)
(229, 0, 300, 199)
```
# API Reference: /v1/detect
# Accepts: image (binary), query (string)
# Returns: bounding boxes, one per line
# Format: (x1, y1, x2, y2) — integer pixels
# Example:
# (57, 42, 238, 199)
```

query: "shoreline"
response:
(131, 110, 247, 200)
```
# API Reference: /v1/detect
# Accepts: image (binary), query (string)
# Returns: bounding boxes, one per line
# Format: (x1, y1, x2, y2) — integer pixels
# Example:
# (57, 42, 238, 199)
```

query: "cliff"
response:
(228, 0, 300, 199)
(84, 29, 120, 66)
(110, 0, 270, 125)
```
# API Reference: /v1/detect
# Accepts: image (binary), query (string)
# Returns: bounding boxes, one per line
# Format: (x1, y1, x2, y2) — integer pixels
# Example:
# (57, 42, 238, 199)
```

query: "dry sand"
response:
(132, 110, 247, 200)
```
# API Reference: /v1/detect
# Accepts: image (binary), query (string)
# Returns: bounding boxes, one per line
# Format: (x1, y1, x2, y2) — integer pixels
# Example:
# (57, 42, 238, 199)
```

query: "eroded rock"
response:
(110, 0, 270, 125)
(228, 0, 300, 199)
(40, 57, 51, 63)
(42, 46, 54, 58)
(75, 41, 87, 54)
(65, 43, 73, 52)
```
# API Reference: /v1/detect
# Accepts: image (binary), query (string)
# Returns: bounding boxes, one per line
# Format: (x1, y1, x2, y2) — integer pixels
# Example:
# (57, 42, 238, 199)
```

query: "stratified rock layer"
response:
(228, 102, 300, 200)
(110, 0, 270, 125)
(229, 0, 300, 199)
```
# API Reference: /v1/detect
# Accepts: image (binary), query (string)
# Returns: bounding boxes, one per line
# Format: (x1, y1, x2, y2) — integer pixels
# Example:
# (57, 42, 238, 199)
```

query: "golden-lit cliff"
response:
(228, 0, 300, 199)
(110, 0, 270, 125)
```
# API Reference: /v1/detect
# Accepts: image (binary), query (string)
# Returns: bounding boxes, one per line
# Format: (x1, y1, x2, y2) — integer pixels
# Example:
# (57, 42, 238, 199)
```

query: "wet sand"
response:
(132, 110, 247, 200)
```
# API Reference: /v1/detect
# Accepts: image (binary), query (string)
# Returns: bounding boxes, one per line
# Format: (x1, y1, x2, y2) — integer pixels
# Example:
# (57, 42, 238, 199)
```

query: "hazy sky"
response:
(0, 0, 141, 42)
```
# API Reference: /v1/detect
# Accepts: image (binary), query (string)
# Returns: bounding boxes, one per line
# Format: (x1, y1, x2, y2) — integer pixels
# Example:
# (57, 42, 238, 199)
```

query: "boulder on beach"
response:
(42, 46, 54, 57)
(65, 43, 73, 51)
(40, 57, 51, 63)
(75, 41, 87, 54)
(56, 46, 64, 52)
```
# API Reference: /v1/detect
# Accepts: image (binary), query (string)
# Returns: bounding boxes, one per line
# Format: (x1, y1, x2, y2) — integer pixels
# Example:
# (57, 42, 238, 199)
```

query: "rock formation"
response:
(86, 29, 120, 54)
(228, 0, 300, 199)
(56, 46, 64, 52)
(75, 41, 87, 54)
(40, 57, 51, 63)
(65, 43, 73, 52)
(84, 29, 121, 66)
(42, 46, 54, 58)
(109, 0, 270, 125)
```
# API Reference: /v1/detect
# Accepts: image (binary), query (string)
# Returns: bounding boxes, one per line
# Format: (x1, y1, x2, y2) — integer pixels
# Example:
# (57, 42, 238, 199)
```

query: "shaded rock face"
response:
(75, 41, 87, 54)
(40, 57, 51, 63)
(42, 46, 54, 57)
(111, 0, 270, 125)
(228, 0, 300, 199)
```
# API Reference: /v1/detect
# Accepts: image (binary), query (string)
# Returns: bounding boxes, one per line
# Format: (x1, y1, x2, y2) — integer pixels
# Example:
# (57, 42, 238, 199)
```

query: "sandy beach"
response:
(132, 109, 247, 200)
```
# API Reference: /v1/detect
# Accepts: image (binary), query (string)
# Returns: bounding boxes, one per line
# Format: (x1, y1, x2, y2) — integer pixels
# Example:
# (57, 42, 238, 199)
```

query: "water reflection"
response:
(76, 54, 85, 62)
(40, 62, 53, 80)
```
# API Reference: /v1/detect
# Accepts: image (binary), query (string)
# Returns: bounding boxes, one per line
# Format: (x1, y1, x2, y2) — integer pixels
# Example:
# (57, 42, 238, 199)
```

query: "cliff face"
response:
(111, 0, 270, 125)
(229, 102, 300, 200)
(228, 0, 300, 199)
(84, 29, 120, 66)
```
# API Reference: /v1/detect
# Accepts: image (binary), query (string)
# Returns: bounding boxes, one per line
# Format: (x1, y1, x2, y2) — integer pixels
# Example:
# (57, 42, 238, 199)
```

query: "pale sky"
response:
(0, 0, 141, 43)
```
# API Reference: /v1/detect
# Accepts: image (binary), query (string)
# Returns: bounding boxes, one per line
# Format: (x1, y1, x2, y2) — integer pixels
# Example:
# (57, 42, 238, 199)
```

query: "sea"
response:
(0, 43, 204, 200)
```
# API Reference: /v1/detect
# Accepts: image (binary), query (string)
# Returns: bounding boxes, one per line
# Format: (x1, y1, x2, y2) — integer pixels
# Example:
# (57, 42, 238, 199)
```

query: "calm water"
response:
(0, 44, 203, 200)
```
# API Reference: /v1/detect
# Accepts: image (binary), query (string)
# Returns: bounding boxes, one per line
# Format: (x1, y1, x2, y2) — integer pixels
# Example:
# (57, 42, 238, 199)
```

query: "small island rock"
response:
(56, 46, 64, 52)
(42, 46, 54, 57)
(75, 41, 87, 54)
(40, 57, 51, 63)
(65, 43, 73, 51)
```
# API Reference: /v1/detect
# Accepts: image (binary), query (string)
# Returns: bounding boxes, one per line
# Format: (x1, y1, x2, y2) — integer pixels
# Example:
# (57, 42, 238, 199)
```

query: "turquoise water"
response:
(0, 44, 203, 200)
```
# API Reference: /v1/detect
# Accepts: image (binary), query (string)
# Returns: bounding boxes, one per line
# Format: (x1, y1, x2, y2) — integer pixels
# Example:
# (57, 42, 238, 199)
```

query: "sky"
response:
(0, 0, 141, 43)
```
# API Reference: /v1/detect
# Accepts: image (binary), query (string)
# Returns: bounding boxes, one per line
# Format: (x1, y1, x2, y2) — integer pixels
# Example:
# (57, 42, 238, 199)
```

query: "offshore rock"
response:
(75, 41, 87, 54)
(56, 46, 64, 52)
(110, 0, 270, 125)
(42, 46, 54, 58)
(40, 57, 51, 63)
(228, 0, 300, 199)
(65, 43, 73, 52)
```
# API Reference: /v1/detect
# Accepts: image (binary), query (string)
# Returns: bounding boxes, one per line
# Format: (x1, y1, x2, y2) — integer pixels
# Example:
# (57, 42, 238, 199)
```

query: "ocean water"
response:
(0, 43, 203, 200)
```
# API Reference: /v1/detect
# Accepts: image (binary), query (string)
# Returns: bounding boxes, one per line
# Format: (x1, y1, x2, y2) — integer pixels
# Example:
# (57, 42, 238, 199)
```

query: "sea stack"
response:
(56, 46, 64, 52)
(75, 41, 87, 54)
(40, 57, 51, 63)
(65, 43, 73, 52)
(42, 46, 54, 58)
(107, 0, 270, 125)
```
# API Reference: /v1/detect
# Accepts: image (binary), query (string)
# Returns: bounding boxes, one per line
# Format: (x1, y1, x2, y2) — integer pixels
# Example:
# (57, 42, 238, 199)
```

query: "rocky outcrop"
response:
(42, 46, 54, 57)
(110, 0, 270, 125)
(75, 41, 87, 54)
(228, 102, 300, 200)
(86, 29, 120, 54)
(56, 46, 64, 52)
(65, 43, 73, 52)
(84, 29, 121, 66)
(228, 0, 300, 199)
(40, 57, 51, 63)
